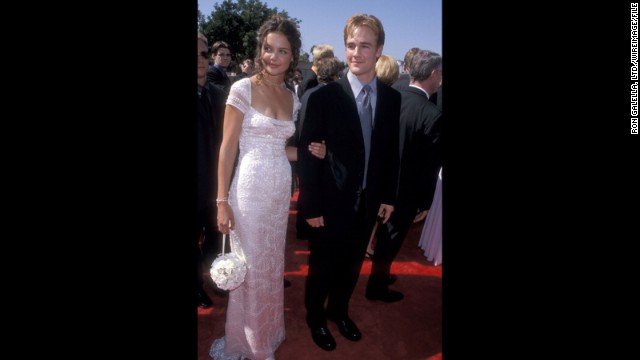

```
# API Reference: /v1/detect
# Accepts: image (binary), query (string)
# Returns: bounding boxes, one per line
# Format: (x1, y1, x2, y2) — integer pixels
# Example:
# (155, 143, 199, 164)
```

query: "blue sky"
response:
(198, 0, 442, 63)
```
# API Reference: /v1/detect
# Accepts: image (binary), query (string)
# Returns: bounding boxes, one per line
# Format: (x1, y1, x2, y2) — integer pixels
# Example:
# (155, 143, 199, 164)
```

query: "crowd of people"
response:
(197, 12, 442, 360)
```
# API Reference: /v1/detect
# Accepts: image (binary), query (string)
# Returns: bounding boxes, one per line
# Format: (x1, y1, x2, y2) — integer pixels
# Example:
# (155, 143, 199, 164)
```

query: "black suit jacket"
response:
(206, 65, 231, 95)
(397, 86, 442, 212)
(197, 82, 226, 226)
(232, 72, 249, 83)
(294, 82, 326, 146)
(392, 73, 409, 92)
(297, 76, 400, 231)
(392, 75, 440, 109)
(297, 72, 318, 99)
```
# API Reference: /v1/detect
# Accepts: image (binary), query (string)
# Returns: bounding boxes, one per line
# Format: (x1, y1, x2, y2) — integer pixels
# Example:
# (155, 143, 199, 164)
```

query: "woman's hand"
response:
(216, 202, 235, 234)
(309, 140, 326, 159)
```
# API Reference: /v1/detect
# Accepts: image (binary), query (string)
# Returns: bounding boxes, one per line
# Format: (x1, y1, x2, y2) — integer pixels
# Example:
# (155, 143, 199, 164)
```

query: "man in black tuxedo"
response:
(297, 14, 400, 351)
(197, 33, 226, 308)
(367, 49, 443, 302)
(206, 40, 232, 96)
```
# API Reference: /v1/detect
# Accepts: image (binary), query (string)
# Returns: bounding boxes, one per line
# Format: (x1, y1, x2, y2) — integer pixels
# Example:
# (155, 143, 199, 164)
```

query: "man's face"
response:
(346, 26, 383, 78)
(197, 40, 209, 84)
(214, 47, 232, 68)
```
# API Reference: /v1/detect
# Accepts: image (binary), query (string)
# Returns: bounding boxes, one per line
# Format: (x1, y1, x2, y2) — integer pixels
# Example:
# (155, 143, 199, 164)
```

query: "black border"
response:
(24, 1, 636, 357)
(32, 2, 199, 358)
(443, 2, 634, 358)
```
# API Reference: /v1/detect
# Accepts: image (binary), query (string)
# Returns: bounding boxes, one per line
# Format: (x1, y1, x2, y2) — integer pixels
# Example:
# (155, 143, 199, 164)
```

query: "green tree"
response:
(199, 0, 300, 72)
(298, 52, 311, 64)
(197, 9, 205, 29)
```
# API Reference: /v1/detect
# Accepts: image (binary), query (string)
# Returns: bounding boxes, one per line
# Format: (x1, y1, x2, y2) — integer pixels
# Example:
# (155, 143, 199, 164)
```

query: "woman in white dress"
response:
(211, 16, 324, 360)
(419, 167, 442, 266)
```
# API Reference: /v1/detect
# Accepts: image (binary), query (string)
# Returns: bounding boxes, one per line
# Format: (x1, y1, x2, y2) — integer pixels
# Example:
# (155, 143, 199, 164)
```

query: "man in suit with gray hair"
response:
(367, 49, 442, 303)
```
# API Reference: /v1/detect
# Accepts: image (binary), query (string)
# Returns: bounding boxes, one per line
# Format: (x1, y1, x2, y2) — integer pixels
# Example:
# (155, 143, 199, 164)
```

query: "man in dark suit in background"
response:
(367, 49, 443, 302)
(233, 58, 254, 83)
(297, 44, 335, 99)
(392, 47, 441, 109)
(297, 13, 400, 352)
(197, 33, 226, 308)
(392, 47, 419, 92)
(206, 40, 232, 96)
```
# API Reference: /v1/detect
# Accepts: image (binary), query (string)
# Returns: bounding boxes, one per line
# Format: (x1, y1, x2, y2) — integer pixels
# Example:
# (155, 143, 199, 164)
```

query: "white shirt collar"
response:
(347, 70, 377, 97)
(409, 84, 430, 99)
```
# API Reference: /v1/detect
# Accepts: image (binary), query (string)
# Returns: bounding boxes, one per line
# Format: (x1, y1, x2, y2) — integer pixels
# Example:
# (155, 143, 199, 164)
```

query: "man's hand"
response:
(306, 216, 325, 228)
(377, 204, 394, 224)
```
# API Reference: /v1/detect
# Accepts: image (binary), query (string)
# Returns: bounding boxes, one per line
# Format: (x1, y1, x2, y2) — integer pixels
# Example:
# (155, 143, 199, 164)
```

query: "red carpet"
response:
(198, 194, 442, 359)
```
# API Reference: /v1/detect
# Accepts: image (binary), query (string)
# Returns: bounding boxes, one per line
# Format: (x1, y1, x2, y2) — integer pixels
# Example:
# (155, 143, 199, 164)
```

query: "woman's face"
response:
(260, 32, 293, 76)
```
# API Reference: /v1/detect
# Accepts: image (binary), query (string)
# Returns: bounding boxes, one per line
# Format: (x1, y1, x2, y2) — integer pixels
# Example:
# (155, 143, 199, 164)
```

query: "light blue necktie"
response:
(359, 85, 372, 188)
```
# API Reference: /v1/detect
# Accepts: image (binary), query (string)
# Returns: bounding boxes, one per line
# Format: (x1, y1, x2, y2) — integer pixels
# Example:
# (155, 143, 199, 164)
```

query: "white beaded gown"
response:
(210, 78, 298, 360)
(418, 167, 442, 266)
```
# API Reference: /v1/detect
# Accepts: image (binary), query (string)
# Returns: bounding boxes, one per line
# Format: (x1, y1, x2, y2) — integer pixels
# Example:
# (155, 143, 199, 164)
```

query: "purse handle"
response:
(219, 232, 245, 261)
(221, 233, 229, 256)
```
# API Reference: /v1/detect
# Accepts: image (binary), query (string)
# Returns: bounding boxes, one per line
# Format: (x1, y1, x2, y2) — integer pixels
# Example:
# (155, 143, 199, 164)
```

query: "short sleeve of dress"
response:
(226, 77, 251, 114)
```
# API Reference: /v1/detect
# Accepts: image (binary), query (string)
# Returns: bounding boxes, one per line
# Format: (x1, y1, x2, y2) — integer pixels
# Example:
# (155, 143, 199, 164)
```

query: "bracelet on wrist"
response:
(216, 198, 229, 205)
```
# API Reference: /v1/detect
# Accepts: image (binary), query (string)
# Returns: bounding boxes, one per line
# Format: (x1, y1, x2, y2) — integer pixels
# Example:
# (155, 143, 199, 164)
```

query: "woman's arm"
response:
(216, 104, 243, 234)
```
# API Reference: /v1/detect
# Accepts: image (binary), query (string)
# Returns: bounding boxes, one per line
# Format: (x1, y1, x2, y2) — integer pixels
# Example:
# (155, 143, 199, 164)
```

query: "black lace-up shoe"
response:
(329, 317, 362, 341)
(310, 326, 336, 351)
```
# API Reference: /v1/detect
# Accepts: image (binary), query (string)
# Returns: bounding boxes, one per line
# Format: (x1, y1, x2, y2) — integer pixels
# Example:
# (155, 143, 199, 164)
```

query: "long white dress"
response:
(210, 78, 298, 360)
(418, 167, 442, 266)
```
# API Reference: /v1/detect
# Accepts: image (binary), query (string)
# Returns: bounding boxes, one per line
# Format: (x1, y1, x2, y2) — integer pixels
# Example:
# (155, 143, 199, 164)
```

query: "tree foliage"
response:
(298, 52, 310, 64)
(199, 0, 308, 71)
(197, 10, 205, 28)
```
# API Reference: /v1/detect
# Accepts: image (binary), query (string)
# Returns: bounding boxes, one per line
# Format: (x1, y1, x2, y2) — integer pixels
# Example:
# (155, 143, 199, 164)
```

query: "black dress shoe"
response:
(365, 288, 404, 303)
(387, 274, 398, 285)
(197, 290, 213, 308)
(329, 317, 362, 341)
(310, 326, 336, 351)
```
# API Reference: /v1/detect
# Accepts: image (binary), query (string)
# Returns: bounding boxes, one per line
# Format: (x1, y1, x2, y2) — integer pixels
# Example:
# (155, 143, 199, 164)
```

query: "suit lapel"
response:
(337, 77, 365, 146)
(374, 79, 386, 130)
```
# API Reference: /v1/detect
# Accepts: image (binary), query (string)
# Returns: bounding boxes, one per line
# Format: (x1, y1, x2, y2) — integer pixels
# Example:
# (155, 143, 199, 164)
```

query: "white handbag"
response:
(210, 233, 247, 291)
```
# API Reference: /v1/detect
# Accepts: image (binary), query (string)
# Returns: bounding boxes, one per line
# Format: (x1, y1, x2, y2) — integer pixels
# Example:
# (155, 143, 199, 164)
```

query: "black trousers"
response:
(366, 205, 415, 292)
(304, 188, 376, 328)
